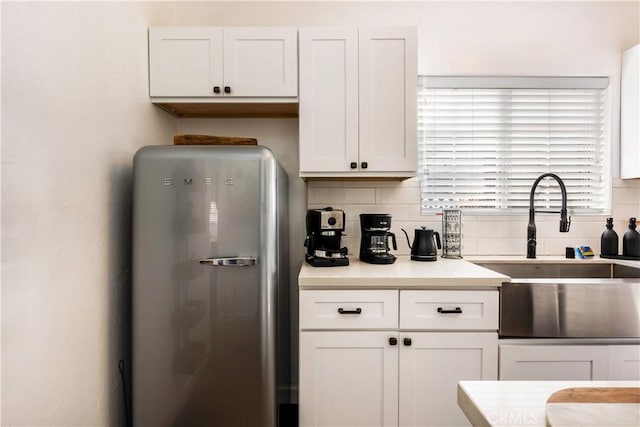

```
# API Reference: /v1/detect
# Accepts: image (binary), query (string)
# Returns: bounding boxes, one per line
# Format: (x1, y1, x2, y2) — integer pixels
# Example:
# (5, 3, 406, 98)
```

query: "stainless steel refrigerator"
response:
(132, 145, 289, 426)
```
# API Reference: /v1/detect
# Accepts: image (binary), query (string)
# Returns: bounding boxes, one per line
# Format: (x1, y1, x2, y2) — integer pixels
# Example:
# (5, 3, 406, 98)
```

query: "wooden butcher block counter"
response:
(545, 387, 640, 426)
(458, 381, 640, 427)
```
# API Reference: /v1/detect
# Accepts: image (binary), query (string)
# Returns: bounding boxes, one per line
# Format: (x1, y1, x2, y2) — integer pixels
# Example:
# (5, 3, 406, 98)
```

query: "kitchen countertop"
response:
(298, 255, 640, 289)
(298, 257, 508, 288)
(457, 380, 640, 427)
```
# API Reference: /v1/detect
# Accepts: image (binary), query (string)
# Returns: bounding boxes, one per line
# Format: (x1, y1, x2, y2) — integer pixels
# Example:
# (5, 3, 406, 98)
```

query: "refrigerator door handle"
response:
(198, 256, 257, 267)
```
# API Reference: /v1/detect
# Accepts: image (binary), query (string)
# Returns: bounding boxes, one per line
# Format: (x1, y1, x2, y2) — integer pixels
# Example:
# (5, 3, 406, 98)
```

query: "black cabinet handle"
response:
(338, 307, 362, 315)
(213, 86, 221, 94)
(224, 86, 231, 94)
(350, 162, 357, 169)
(389, 337, 398, 346)
(403, 337, 412, 346)
(437, 307, 462, 314)
(361, 161, 368, 169)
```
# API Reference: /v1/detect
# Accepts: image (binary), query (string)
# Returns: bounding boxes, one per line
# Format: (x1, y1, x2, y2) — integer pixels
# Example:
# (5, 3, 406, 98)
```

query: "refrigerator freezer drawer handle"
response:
(198, 257, 257, 267)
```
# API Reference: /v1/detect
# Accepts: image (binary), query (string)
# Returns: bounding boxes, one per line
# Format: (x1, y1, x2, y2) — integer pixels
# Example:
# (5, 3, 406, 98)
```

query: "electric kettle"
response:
(401, 227, 441, 261)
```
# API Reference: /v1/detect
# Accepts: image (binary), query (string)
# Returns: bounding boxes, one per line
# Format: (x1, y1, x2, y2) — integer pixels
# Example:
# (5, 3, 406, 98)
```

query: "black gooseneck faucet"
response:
(527, 173, 571, 259)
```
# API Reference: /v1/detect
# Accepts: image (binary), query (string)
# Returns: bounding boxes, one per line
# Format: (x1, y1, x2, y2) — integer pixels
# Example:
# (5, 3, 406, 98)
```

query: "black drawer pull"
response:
(338, 307, 362, 315)
(213, 86, 221, 94)
(224, 86, 231, 94)
(403, 337, 412, 346)
(389, 337, 397, 346)
(437, 307, 462, 314)
(361, 161, 368, 169)
(350, 162, 357, 169)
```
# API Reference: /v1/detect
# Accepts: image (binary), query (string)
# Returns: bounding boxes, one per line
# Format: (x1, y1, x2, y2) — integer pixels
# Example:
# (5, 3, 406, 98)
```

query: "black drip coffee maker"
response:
(305, 207, 349, 267)
(359, 214, 397, 264)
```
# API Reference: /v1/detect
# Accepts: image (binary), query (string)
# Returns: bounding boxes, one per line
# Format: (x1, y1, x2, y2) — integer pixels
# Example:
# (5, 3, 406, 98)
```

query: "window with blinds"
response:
(418, 76, 610, 214)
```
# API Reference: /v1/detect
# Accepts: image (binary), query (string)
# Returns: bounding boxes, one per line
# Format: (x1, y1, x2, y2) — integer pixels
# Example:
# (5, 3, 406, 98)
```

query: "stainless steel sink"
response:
(473, 261, 640, 338)
(474, 262, 640, 279)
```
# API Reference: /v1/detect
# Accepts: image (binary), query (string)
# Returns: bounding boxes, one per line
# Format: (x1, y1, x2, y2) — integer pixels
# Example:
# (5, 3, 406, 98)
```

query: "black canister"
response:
(600, 217, 619, 256)
(622, 217, 640, 257)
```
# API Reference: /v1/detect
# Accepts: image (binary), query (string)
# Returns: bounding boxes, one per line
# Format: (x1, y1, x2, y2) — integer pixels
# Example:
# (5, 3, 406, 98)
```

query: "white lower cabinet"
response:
(499, 344, 640, 381)
(299, 289, 499, 427)
(500, 344, 608, 380)
(609, 345, 640, 380)
(399, 332, 497, 427)
(299, 331, 399, 427)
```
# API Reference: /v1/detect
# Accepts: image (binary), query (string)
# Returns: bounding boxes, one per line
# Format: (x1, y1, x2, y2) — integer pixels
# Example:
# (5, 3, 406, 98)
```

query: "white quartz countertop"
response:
(298, 257, 508, 288)
(457, 380, 640, 427)
(298, 255, 640, 289)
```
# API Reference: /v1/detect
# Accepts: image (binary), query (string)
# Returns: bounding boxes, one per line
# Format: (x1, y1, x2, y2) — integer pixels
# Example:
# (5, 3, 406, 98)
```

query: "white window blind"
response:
(418, 76, 610, 214)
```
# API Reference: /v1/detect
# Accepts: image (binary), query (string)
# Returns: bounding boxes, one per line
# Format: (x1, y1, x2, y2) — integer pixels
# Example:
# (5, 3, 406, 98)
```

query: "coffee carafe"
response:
(359, 214, 397, 264)
(401, 227, 441, 261)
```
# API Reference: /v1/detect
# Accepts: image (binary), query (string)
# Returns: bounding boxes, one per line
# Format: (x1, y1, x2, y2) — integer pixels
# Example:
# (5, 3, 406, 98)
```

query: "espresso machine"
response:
(359, 214, 397, 264)
(305, 207, 349, 267)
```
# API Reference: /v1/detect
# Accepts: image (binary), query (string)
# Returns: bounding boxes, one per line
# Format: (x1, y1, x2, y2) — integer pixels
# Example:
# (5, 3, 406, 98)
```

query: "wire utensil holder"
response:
(442, 210, 462, 259)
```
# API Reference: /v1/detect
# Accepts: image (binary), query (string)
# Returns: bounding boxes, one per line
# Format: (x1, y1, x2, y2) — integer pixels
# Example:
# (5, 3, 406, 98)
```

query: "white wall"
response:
(2, 1, 639, 425)
(2, 2, 176, 425)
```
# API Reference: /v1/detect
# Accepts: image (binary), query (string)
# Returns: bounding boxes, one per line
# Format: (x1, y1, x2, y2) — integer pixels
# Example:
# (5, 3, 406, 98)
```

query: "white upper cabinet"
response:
(621, 44, 640, 179)
(149, 27, 223, 97)
(222, 27, 298, 97)
(299, 27, 418, 178)
(298, 28, 359, 173)
(359, 27, 418, 174)
(149, 27, 298, 99)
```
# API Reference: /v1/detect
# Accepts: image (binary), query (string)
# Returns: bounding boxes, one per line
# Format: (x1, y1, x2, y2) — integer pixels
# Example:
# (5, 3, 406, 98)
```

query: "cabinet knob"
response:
(389, 337, 398, 346)
(213, 86, 221, 94)
(350, 162, 357, 169)
(361, 162, 368, 169)
(224, 86, 231, 94)
(403, 337, 412, 346)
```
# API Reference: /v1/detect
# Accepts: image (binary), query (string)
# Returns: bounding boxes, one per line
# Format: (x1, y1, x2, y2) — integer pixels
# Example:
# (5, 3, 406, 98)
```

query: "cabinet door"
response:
(609, 345, 640, 380)
(359, 27, 417, 173)
(149, 27, 223, 97)
(399, 332, 497, 427)
(299, 28, 359, 173)
(499, 345, 609, 380)
(621, 44, 640, 179)
(223, 27, 298, 97)
(299, 331, 398, 427)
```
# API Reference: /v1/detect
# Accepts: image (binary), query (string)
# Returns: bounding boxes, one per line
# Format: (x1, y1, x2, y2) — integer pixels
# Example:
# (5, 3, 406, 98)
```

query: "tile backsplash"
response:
(308, 178, 640, 257)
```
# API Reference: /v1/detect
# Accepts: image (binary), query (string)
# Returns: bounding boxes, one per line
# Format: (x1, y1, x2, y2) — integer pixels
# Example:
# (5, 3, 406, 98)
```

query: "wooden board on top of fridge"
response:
(173, 134, 257, 145)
